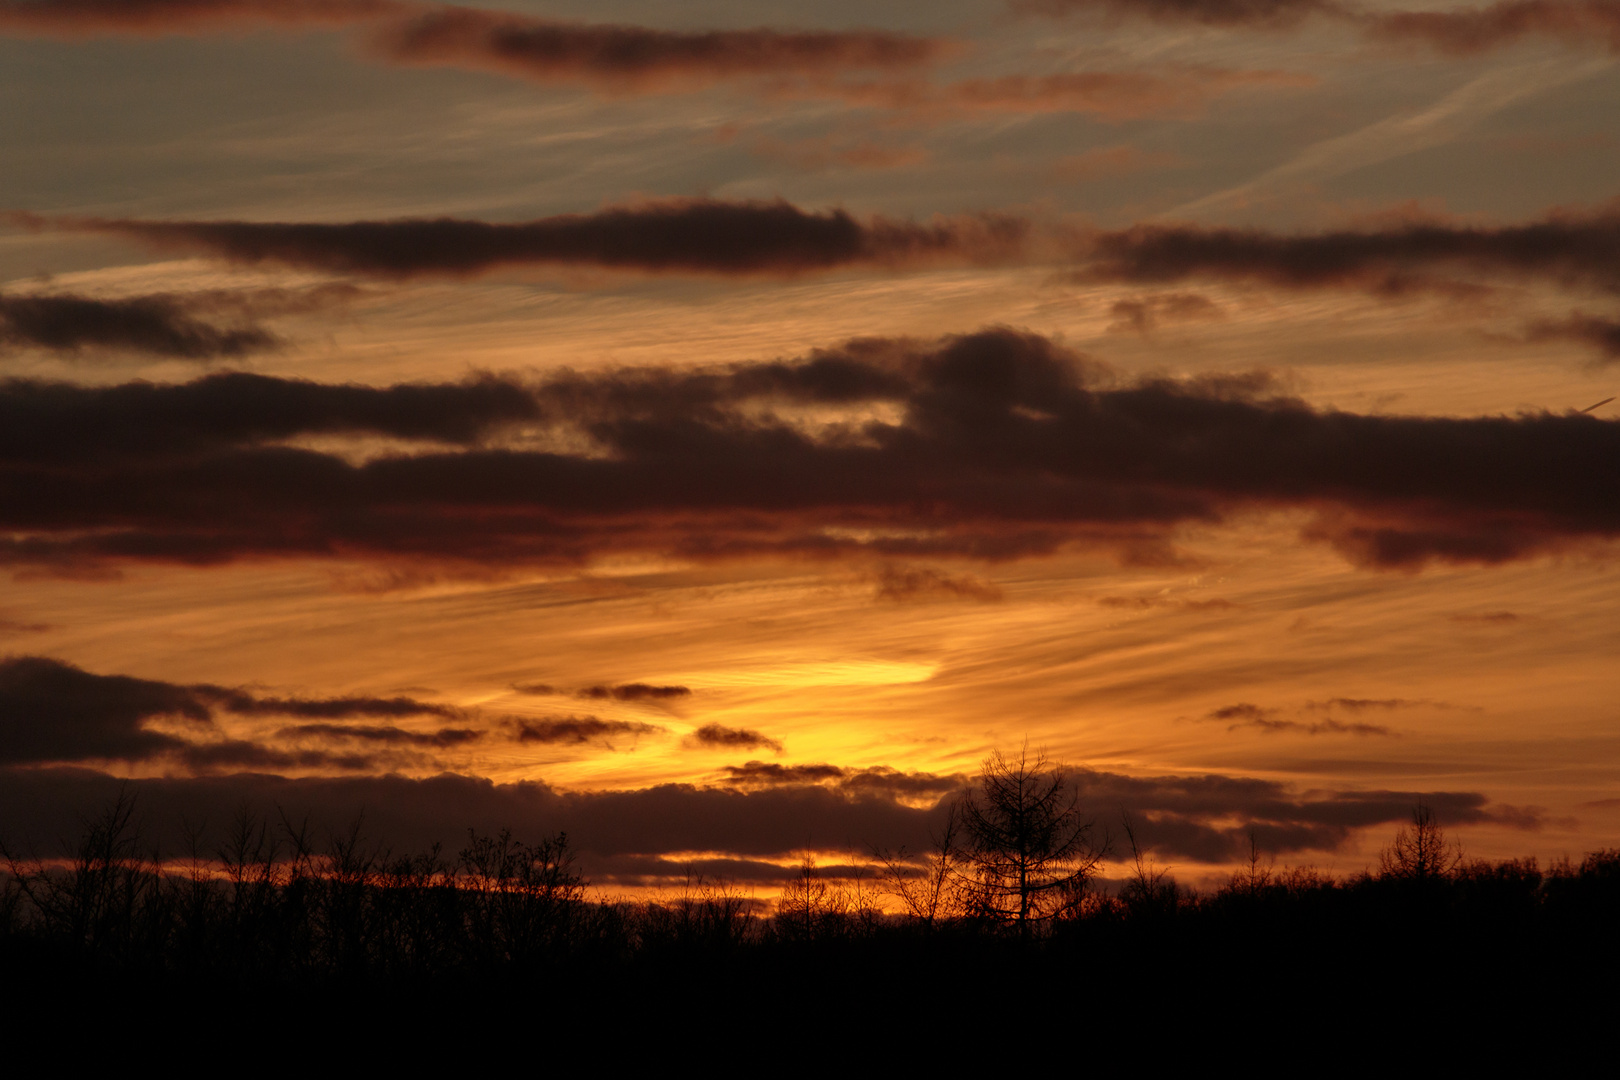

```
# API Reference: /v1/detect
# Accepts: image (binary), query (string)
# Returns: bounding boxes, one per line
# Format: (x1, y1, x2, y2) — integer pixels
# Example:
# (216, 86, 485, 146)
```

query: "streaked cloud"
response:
(367, 7, 946, 90)
(34, 202, 1029, 279)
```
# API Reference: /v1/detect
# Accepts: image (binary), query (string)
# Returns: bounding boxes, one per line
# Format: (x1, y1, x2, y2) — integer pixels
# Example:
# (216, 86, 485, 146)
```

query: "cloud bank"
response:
(0, 760, 1539, 871)
(1, 327, 1615, 575)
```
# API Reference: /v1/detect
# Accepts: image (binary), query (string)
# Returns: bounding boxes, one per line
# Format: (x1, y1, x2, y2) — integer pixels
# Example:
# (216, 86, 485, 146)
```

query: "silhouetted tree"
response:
(875, 802, 964, 930)
(645, 871, 756, 953)
(1229, 829, 1275, 899)
(1119, 811, 1178, 919)
(775, 854, 849, 942)
(1380, 803, 1460, 884)
(2, 789, 161, 964)
(957, 746, 1105, 937)
(458, 828, 585, 964)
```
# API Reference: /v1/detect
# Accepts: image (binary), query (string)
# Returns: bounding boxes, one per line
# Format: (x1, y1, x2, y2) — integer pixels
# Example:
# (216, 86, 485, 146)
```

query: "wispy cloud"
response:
(1165, 57, 1613, 219)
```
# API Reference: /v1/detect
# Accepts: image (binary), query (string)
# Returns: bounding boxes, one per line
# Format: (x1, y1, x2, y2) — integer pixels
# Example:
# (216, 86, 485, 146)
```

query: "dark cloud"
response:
(0, 327, 1616, 575)
(276, 722, 483, 747)
(684, 724, 783, 753)
(1525, 311, 1620, 362)
(0, 291, 279, 360)
(0, 2, 1256, 119)
(1014, 0, 1338, 28)
(1315, 697, 1445, 712)
(196, 689, 463, 720)
(1299, 719, 1396, 736)
(839, 766, 972, 801)
(0, 654, 209, 765)
(1063, 766, 1539, 861)
(47, 203, 1620, 293)
(587, 853, 834, 888)
(1204, 700, 1399, 736)
(0, 1, 957, 105)
(1362, 0, 1620, 56)
(174, 740, 379, 772)
(38, 201, 1028, 279)
(870, 563, 1002, 602)
(722, 761, 848, 785)
(1450, 611, 1522, 623)
(1097, 593, 1236, 611)
(720, 760, 966, 801)
(368, 8, 943, 89)
(577, 683, 692, 702)
(0, 0, 400, 35)
(1211, 705, 1399, 738)
(0, 370, 539, 465)
(0, 766, 946, 869)
(1207, 702, 1273, 723)
(510, 682, 558, 696)
(0, 655, 463, 766)
(0, 762, 1539, 870)
(507, 715, 664, 747)
(1076, 210, 1620, 296)
(1106, 292, 1224, 335)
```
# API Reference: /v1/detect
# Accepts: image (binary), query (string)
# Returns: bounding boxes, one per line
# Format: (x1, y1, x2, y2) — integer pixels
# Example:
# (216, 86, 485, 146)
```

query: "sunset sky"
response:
(2, 0, 1618, 893)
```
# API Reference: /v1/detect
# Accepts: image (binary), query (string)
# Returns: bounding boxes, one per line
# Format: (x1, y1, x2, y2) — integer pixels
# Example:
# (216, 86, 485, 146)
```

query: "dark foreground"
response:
(6, 802, 1617, 1047)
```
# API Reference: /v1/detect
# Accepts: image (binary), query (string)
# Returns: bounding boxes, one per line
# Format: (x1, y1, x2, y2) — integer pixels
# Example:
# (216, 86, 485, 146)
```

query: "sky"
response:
(2, 0, 1618, 894)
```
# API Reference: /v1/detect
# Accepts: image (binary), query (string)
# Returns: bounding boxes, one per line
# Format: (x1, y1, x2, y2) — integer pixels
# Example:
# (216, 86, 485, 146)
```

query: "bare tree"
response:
(874, 801, 964, 930)
(1229, 828, 1274, 899)
(661, 870, 755, 951)
(458, 828, 585, 963)
(1380, 802, 1461, 883)
(774, 853, 850, 942)
(957, 746, 1106, 937)
(1, 789, 161, 963)
(1119, 810, 1178, 918)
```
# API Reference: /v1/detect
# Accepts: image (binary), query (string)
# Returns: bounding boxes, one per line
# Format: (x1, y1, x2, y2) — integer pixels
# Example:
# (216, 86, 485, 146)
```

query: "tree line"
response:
(5, 748, 1620, 993)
